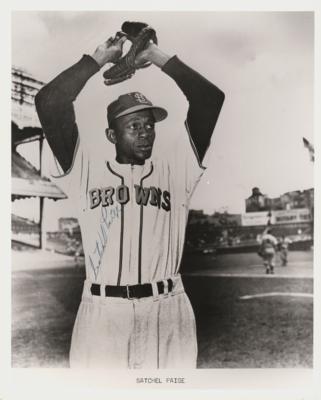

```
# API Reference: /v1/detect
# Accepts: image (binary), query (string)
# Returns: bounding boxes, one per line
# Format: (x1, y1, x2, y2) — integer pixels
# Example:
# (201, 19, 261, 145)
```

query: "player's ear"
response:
(106, 128, 117, 144)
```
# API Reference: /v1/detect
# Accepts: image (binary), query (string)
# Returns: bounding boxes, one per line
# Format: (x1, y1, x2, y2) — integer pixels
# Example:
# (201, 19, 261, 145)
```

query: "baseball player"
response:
(259, 228, 278, 274)
(35, 29, 225, 369)
(278, 235, 292, 266)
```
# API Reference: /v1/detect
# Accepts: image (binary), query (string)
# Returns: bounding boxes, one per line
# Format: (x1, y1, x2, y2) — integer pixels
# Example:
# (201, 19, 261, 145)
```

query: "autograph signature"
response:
(88, 204, 121, 279)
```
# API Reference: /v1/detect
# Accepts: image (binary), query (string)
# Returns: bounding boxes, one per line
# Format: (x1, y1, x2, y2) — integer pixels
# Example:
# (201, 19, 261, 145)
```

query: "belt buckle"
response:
(126, 285, 134, 300)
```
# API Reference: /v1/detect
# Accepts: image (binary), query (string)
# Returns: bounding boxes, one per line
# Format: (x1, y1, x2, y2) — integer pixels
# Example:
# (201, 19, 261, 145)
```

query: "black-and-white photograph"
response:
(10, 9, 315, 382)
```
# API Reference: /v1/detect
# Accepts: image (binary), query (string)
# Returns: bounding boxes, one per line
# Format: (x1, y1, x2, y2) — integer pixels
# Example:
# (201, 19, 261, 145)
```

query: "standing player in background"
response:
(278, 235, 292, 266)
(35, 26, 225, 369)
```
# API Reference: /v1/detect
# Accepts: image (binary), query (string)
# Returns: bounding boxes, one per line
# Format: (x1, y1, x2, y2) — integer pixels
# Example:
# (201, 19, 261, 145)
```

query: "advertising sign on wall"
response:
(241, 208, 311, 226)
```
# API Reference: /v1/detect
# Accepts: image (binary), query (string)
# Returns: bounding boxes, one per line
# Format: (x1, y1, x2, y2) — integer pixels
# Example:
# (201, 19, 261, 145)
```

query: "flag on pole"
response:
(267, 210, 272, 226)
(303, 137, 315, 162)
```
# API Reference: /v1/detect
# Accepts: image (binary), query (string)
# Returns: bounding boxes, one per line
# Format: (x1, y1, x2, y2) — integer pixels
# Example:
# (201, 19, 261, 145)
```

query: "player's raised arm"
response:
(35, 35, 126, 173)
(137, 43, 225, 164)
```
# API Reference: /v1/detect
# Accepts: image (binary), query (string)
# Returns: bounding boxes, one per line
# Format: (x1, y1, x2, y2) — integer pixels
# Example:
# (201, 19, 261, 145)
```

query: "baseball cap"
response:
(107, 92, 168, 126)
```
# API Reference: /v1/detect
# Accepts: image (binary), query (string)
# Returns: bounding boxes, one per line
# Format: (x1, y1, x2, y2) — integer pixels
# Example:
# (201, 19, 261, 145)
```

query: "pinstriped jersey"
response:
(51, 127, 205, 285)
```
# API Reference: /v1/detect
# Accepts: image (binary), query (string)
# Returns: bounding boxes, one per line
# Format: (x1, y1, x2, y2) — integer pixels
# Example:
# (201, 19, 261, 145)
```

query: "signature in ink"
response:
(88, 204, 121, 279)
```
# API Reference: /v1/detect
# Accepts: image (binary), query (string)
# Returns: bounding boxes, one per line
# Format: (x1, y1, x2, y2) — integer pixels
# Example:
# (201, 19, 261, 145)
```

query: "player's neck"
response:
(115, 155, 145, 166)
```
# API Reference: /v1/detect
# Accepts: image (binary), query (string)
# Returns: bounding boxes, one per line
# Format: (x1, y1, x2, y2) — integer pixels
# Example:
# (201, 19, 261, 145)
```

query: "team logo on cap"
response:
(133, 92, 149, 104)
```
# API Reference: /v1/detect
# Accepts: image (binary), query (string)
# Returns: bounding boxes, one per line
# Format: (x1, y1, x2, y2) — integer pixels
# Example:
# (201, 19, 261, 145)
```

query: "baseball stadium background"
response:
(11, 11, 314, 368)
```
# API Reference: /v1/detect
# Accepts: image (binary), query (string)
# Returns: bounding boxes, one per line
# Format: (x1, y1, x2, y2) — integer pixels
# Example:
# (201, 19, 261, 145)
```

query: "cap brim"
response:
(114, 105, 168, 123)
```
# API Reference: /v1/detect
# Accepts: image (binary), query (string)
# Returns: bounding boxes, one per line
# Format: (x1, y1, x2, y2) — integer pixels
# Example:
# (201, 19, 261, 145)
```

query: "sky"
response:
(11, 11, 314, 230)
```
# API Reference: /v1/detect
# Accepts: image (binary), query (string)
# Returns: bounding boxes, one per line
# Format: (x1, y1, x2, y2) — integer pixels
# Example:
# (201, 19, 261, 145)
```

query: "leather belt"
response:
(90, 279, 174, 299)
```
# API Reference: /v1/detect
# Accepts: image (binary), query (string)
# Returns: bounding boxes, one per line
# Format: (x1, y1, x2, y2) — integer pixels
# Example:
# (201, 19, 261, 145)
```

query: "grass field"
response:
(11, 250, 313, 368)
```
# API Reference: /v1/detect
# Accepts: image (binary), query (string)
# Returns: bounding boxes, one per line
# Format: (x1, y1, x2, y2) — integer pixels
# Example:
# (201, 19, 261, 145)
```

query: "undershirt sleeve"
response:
(161, 56, 225, 166)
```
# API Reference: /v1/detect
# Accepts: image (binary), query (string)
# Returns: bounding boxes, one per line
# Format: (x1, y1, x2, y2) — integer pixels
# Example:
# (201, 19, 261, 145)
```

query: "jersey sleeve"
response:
(49, 137, 89, 207)
(170, 123, 206, 200)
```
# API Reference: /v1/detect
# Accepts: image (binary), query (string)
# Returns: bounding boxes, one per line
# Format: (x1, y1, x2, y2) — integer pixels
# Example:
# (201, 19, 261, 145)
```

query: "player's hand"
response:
(135, 43, 171, 69)
(92, 34, 127, 68)
(134, 42, 154, 67)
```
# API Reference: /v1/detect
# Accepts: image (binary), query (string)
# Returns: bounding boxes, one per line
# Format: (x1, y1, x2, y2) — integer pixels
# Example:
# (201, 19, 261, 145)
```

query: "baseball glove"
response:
(103, 21, 158, 86)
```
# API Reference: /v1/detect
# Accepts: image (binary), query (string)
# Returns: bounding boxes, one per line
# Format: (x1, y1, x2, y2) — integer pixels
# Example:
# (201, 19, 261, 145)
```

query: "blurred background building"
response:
(246, 187, 314, 213)
(11, 67, 66, 250)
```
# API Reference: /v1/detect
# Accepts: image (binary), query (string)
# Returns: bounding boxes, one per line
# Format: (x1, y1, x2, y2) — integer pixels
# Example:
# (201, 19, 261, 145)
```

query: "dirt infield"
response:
(11, 250, 313, 368)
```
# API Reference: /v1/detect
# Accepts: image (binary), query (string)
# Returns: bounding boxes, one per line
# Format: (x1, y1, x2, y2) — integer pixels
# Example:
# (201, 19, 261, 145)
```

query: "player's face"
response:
(112, 110, 156, 165)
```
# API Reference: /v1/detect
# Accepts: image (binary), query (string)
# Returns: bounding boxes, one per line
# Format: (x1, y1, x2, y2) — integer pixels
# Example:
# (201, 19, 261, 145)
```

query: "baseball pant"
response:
(280, 249, 288, 266)
(69, 274, 197, 369)
(263, 250, 276, 272)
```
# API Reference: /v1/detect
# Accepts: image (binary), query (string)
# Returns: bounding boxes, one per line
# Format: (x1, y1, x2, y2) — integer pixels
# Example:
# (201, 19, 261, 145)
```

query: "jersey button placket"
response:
(128, 166, 135, 282)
